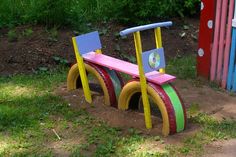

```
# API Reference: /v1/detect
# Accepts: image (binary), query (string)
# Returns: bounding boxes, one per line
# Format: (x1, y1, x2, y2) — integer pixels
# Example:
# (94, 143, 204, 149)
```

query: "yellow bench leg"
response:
(133, 32, 152, 129)
(72, 37, 92, 103)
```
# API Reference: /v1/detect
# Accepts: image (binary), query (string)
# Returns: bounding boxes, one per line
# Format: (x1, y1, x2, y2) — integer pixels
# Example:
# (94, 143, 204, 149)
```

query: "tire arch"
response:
(118, 80, 186, 136)
(118, 80, 171, 136)
(67, 63, 116, 106)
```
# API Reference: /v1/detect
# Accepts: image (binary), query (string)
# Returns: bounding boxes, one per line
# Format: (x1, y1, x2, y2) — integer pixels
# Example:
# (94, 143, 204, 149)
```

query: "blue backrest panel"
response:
(75, 31, 102, 55)
(142, 48, 166, 73)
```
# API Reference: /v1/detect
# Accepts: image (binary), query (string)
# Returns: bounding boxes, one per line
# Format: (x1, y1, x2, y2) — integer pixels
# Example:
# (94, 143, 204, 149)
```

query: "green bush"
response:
(0, 0, 200, 28)
(108, 0, 200, 24)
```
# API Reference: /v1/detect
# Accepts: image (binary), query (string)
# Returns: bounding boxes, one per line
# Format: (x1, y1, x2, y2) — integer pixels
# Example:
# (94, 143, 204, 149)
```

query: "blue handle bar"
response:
(120, 21, 173, 36)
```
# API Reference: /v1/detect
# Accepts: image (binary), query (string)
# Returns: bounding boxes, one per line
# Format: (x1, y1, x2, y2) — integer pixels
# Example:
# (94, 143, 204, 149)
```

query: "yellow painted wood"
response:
(72, 37, 92, 103)
(154, 28, 165, 73)
(95, 49, 102, 54)
(133, 32, 152, 129)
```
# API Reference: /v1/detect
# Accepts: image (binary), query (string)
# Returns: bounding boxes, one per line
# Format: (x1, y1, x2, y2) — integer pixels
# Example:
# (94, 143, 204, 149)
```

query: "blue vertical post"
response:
(227, 1, 236, 91)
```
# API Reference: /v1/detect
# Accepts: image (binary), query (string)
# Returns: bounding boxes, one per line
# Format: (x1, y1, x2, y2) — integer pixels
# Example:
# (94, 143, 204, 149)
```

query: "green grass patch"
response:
(0, 67, 169, 156)
(166, 111, 236, 156)
(166, 55, 196, 79)
(1, 64, 235, 156)
(0, 67, 69, 156)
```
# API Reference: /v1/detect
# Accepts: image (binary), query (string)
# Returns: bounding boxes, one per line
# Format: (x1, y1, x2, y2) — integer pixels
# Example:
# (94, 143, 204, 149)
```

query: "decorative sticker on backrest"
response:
(142, 48, 166, 73)
(75, 31, 102, 55)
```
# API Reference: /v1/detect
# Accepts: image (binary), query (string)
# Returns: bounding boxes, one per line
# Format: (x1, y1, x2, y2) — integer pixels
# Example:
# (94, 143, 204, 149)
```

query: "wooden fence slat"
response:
(227, 0, 236, 91)
(210, 0, 222, 81)
(227, 30, 236, 90)
(197, 0, 215, 79)
(222, 0, 235, 88)
(216, 0, 229, 82)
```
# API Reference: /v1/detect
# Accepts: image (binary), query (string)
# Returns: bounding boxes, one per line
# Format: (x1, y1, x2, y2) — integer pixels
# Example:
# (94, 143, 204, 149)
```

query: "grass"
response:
(165, 105, 236, 157)
(0, 66, 169, 156)
(0, 57, 235, 156)
(0, 67, 69, 156)
(166, 55, 196, 79)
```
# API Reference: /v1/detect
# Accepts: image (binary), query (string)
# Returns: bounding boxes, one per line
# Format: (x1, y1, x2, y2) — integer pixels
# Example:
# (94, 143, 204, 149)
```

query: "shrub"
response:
(0, 0, 200, 28)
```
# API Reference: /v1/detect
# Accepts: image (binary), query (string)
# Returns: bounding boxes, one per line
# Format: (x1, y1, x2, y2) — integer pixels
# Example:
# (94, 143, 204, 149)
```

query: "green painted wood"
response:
(104, 68, 122, 99)
(162, 84, 185, 132)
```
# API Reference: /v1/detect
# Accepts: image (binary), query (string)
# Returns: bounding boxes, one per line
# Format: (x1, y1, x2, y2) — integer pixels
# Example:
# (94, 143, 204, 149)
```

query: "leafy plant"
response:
(0, 0, 200, 29)
(47, 27, 58, 42)
(22, 28, 33, 37)
(7, 29, 17, 42)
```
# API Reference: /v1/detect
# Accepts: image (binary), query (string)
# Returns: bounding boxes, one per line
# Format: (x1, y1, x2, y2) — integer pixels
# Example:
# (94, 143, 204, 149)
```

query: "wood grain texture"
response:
(82, 52, 176, 85)
(216, 0, 228, 82)
(197, 0, 215, 79)
(222, 0, 235, 88)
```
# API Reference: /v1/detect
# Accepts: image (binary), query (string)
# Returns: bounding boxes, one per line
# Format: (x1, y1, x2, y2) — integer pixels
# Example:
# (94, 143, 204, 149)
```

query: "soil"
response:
(0, 18, 199, 75)
(203, 139, 236, 157)
(55, 78, 236, 156)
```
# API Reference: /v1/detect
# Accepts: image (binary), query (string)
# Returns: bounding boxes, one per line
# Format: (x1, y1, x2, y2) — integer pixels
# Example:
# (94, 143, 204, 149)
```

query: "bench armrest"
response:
(120, 21, 172, 36)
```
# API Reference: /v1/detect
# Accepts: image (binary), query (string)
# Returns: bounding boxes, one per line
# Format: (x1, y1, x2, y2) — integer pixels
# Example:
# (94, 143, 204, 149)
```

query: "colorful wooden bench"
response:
(67, 21, 187, 136)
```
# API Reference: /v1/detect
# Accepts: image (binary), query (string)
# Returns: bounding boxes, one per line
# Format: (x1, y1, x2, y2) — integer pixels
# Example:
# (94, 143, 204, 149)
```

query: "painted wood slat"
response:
(197, 0, 215, 79)
(227, 29, 236, 90)
(142, 48, 166, 73)
(233, 63, 236, 91)
(120, 21, 172, 36)
(216, 0, 229, 82)
(222, 0, 235, 88)
(231, 1, 236, 92)
(82, 52, 176, 85)
(210, 0, 222, 81)
(75, 31, 102, 55)
(227, 0, 236, 91)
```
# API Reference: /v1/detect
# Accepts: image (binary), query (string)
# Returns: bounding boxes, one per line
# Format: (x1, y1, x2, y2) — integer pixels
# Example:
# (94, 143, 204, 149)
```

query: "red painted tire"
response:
(67, 62, 116, 106)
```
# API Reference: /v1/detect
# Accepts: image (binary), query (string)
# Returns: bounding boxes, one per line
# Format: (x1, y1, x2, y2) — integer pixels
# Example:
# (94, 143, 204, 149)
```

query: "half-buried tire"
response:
(67, 62, 123, 107)
(118, 80, 186, 136)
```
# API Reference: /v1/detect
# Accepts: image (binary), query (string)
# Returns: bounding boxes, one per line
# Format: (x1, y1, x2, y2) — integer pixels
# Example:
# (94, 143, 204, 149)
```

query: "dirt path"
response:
(174, 79, 236, 120)
(203, 139, 236, 157)
(56, 78, 236, 156)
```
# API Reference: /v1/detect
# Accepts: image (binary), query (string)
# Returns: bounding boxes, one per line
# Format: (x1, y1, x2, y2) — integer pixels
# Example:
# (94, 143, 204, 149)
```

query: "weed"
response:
(22, 28, 33, 37)
(52, 56, 69, 65)
(47, 27, 58, 42)
(120, 53, 137, 64)
(188, 103, 200, 116)
(7, 29, 17, 42)
(38, 67, 49, 73)
(209, 81, 222, 91)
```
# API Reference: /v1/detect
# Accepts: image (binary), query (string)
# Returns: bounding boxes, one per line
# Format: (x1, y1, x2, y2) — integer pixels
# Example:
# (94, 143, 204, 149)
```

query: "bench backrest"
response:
(142, 48, 166, 73)
(73, 31, 102, 55)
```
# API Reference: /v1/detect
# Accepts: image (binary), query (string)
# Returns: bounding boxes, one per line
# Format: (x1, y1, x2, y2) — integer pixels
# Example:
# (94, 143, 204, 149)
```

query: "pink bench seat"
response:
(83, 52, 176, 85)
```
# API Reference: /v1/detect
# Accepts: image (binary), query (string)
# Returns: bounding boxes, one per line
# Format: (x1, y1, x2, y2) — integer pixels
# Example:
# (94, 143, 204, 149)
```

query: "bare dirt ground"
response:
(174, 79, 236, 121)
(203, 139, 236, 157)
(55, 77, 236, 156)
(0, 18, 198, 76)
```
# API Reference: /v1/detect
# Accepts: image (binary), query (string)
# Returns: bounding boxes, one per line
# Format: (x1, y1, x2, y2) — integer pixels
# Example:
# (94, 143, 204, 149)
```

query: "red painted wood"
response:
(197, 0, 216, 79)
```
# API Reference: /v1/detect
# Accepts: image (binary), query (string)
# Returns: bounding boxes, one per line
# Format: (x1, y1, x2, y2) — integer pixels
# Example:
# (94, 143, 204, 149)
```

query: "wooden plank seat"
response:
(83, 52, 176, 85)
